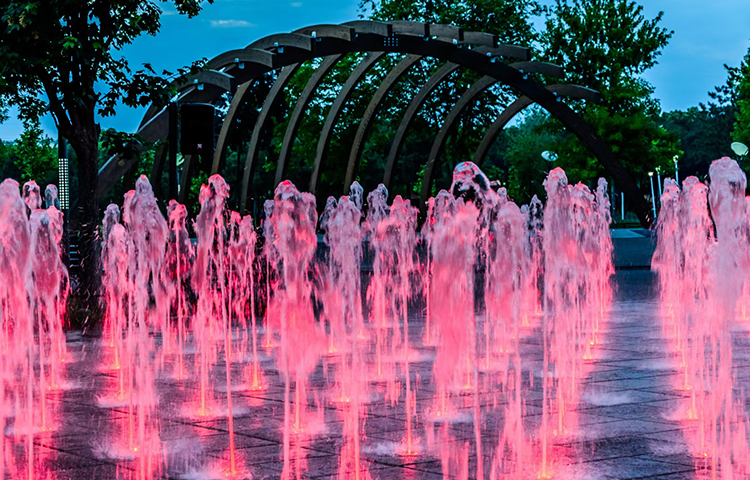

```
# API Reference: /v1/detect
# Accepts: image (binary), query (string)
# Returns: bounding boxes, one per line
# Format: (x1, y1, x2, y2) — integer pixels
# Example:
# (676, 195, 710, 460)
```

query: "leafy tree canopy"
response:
(0, 1, 208, 131)
(360, 0, 542, 44)
(660, 43, 745, 180)
(12, 119, 58, 183)
(732, 46, 750, 148)
(0, 0, 212, 297)
(539, 0, 678, 194)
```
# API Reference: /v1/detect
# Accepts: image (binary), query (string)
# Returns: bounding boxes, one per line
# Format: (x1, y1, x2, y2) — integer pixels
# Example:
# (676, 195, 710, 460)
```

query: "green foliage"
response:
(732, 47, 750, 148)
(540, 0, 679, 187)
(0, 97, 8, 123)
(0, 1, 210, 129)
(503, 109, 566, 203)
(99, 128, 154, 165)
(661, 46, 743, 179)
(12, 119, 58, 183)
(0, 0, 213, 298)
(662, 106, 734, 178)
(361, 0, 542, 44)
(189, 170, 208, 217)
(541, 0, 671, 98)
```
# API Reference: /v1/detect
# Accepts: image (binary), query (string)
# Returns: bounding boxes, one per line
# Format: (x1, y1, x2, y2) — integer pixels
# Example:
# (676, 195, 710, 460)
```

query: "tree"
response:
(360, 0, 541, 45)
(660, 46, 743, 178)
(13, 119, 57, 183)
(732, 46, 750, 148)
(0, 0, 211, 299)
(540, 0, 679, 197)
(662, 106, 734, 179)
(497, 108, 566, 203)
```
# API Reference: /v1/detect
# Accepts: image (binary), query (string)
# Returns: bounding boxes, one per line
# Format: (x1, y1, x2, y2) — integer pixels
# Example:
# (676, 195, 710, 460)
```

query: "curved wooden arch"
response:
(309, 52, 386, 194)
(109, 21, 653, 226)
(237, 64, 302, 178)
(137, 49, 275, 135)
(420, 75, 498, 205)
(383, 61, 460, 188)
(210, 80, 257, 176)
(100, 80, 230, 196)
(344, 54, 423, 192)
(120, 24, 522, 195)
(207, 48, 276, 71)
(384, 34, 648, 223)
(269, 54, 344, 196)
(473, 84, 600, 167)
(293, 24, 354, 42)
(246, 33, 314, 52)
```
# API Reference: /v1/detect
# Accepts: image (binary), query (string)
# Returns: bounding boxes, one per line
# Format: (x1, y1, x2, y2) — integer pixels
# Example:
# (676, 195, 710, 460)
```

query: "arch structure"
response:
(98, 20, 652, 226)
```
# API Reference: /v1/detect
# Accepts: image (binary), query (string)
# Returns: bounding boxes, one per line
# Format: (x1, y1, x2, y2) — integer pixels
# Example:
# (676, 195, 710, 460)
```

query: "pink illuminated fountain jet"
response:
(653, 157, 750, 478)
(0, 157, 626, 479)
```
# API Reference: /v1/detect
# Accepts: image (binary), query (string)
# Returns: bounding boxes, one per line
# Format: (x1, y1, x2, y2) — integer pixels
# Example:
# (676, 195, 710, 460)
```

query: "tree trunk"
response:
(68, 123, 101, 305)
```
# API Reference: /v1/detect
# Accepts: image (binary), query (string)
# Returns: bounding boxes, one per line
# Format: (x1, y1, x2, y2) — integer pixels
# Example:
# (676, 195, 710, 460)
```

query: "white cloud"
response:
(291, 2, 302, 6)
(210, 20, 255, 28)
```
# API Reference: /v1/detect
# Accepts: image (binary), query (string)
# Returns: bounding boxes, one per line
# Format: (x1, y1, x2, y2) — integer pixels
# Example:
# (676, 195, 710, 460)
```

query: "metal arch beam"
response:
(383, 61, 460, 188)
(269, 54, 346, 192)
(419, 75, 498, 205)
(473, 84, 600, 167)
(344, 54, 423, 192)
(309, 51, 387, 194)
(238, 63, 302, 182)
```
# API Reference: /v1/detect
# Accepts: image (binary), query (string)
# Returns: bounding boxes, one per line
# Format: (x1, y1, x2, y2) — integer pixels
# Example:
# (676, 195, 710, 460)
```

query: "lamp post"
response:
(656, 167, 662, 199)
(673, 155, 679, 186)
(648, 171, 657, 220)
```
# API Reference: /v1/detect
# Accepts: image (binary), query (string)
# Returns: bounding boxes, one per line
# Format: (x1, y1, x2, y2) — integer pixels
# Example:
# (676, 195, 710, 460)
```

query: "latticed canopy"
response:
(98, 20, 651, 225)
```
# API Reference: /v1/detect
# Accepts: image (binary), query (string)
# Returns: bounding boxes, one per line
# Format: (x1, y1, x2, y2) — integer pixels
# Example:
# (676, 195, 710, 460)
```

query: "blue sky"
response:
(1, 0, 748, 140)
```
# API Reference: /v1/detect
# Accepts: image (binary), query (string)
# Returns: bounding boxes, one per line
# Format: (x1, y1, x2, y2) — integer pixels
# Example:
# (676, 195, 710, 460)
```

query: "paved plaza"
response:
(26, 269, 738, 479)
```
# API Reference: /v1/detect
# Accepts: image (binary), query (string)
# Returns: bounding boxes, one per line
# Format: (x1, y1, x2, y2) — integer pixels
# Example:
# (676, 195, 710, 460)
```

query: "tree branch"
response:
(38, 71, 72, 133)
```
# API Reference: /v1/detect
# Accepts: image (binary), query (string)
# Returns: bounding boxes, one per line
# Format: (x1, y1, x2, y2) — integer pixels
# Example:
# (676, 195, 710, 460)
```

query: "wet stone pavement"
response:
(20, 269, 738, 479)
